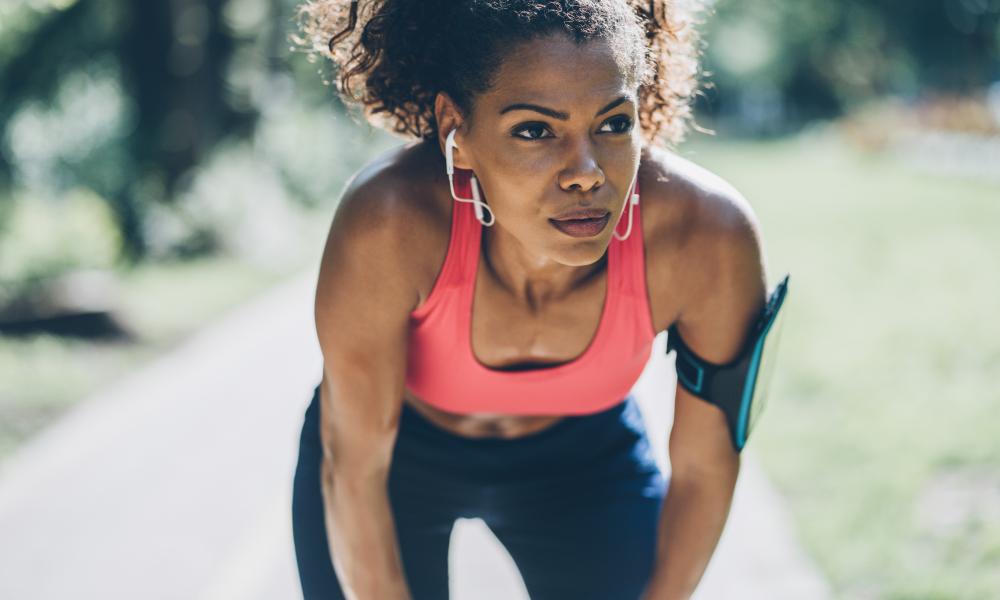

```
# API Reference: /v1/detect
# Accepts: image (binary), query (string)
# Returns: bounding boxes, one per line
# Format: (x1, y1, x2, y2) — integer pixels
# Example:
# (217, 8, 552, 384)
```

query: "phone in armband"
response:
(666, 273, 791, 453)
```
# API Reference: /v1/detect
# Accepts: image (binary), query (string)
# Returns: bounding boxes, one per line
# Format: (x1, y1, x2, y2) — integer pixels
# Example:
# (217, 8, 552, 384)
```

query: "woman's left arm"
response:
(640, 187, 768, 600)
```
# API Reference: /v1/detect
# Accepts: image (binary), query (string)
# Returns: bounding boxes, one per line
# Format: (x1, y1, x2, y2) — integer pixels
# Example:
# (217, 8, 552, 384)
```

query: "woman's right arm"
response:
(313, 168, 427, 600)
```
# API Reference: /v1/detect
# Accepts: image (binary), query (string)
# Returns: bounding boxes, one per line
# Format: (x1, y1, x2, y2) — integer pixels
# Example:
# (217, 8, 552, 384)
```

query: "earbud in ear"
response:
(445, 129, 459, 176)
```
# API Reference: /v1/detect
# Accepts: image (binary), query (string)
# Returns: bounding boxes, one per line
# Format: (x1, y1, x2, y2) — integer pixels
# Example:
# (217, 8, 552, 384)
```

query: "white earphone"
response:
(612, 168, 640, 241)
(445, 128, 495, 227)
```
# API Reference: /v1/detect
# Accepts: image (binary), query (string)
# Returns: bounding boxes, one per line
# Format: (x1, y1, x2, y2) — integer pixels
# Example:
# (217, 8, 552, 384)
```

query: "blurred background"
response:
(0, 0, 997, 598)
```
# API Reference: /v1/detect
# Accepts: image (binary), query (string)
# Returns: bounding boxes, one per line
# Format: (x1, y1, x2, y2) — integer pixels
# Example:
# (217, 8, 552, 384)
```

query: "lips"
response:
(548, 212, 611, 238)
(550, 208, 611, 221)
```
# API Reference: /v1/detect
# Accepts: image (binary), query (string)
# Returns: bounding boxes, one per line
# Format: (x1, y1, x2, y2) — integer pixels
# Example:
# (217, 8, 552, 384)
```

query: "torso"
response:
(363, 139, 698, 439)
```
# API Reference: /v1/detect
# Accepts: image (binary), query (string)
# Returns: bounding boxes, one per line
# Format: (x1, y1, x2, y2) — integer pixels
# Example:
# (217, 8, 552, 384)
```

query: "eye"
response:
(511, 122, 553, 141)
(511, 115, 633, 141)
(598, 115, 634, 134)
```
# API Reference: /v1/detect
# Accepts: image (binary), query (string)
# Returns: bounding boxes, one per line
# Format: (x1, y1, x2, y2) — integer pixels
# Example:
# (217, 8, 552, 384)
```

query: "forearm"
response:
(641, 465, 740, 600)
(322, 458, 412, 600)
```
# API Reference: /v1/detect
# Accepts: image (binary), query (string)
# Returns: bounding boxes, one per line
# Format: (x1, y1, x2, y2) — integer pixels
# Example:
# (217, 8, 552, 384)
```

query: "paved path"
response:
(0, 269, 831, 599)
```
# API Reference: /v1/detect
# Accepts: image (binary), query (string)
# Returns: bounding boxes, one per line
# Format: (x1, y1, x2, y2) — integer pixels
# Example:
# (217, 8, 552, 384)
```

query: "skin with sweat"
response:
(387, 33, 691, 439)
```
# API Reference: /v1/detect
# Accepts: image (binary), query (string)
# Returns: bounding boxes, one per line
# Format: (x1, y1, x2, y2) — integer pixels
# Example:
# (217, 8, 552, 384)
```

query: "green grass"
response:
(679, 131, 1000, 599)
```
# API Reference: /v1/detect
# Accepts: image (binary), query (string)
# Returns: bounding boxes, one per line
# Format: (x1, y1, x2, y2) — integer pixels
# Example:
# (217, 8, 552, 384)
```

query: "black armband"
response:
(666, 274, 791, 453)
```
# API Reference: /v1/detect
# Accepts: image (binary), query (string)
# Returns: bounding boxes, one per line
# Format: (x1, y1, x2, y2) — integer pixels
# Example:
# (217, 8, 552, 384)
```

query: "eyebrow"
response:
(499, 95, 631, 120)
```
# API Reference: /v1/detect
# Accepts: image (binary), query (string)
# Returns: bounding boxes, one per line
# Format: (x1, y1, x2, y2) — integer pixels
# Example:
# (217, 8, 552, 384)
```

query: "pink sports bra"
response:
(405, 168, 657, 416)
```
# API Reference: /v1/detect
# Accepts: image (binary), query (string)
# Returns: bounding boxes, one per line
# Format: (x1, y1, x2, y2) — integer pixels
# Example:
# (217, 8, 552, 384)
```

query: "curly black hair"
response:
(293, 0, 702, 146)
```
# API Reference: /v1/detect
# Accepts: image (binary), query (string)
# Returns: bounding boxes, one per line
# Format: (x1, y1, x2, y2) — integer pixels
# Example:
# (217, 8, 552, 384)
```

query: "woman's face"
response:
(448, 32, 642, 267)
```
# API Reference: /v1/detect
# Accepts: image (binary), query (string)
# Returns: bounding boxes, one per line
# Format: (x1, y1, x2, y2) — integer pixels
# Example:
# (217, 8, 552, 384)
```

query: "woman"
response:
(291, 1, 769, 599)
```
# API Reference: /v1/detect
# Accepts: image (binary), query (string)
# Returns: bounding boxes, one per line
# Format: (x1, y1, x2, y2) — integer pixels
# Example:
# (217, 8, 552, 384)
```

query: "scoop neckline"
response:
(464, 204, 617, 379)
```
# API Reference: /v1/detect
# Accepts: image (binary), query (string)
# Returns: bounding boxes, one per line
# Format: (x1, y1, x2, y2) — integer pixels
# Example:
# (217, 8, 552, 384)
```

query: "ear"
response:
(434, 92, 472, 170)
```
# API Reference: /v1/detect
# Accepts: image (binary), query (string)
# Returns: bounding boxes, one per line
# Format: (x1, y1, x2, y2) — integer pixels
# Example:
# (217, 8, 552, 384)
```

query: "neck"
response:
(481, 221, 607, 310)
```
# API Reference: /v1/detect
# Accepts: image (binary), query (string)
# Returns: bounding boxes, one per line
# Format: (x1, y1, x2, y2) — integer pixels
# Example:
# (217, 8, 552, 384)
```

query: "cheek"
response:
(494, 143, 559, 177)
(496, 187, 546, 223)
(477, 160, 550, 211)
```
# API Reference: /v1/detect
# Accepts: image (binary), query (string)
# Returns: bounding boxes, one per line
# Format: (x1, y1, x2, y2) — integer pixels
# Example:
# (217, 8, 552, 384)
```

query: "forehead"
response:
(481, 33, 635, 115)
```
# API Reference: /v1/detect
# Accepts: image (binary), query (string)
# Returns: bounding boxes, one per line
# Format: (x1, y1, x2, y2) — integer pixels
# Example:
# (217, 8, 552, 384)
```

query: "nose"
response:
(558, 137, 605, 193)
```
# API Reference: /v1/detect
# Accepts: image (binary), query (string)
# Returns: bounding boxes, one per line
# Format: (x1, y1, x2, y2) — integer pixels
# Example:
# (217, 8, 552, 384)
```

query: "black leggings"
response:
(291, 384, 668, 599)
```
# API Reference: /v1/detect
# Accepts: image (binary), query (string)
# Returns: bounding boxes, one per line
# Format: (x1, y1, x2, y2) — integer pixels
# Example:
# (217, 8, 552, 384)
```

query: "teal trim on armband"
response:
(666, 274, 790, 452)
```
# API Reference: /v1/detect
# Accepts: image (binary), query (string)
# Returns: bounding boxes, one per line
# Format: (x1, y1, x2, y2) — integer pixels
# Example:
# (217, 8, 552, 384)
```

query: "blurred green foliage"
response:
(701, 0, 1000, 131)
(1, 0, 997, 276)
(0, 189, 122, 286)
(0, 0, 395, 291)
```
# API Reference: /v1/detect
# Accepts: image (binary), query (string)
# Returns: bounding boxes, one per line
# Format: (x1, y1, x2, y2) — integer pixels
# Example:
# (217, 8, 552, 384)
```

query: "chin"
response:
(552, 238, 610, 266)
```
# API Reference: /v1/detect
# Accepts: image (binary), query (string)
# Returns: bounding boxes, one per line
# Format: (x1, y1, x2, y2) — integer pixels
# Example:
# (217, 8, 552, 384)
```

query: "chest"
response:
(403, 184, 684, 424)
(470, 252, 613, 370)
(470, 238, 680, 371)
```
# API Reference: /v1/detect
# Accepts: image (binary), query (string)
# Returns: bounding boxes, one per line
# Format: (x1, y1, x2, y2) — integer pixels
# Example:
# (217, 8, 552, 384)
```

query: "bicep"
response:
(313, 182, 422, 476)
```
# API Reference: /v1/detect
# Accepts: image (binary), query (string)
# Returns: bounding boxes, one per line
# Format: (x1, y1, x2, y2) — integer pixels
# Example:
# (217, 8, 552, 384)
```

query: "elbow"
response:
(319, 416, 398, 491)
(669, 454, 740, 490)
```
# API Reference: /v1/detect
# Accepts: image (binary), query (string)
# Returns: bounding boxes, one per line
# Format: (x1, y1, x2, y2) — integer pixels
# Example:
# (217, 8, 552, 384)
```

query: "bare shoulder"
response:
(329, 139, 446, 250)
(638, 144, 759, 237)
(319, 139, 451, 312)
(637, 144, 767, 335)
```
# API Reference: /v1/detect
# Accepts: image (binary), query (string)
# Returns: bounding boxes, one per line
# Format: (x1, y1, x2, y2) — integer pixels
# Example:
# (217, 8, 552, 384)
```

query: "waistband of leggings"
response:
(307, 383, 643, 449)
(397, 394, 639, 448)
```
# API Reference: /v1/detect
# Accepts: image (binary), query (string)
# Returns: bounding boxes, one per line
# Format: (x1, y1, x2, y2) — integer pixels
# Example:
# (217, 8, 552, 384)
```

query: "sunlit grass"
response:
(680, 130, 1000, 598)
